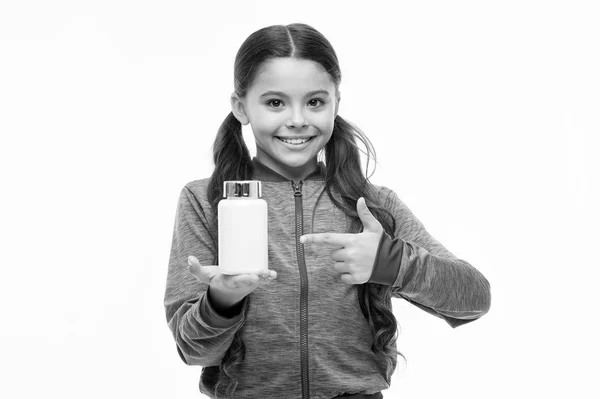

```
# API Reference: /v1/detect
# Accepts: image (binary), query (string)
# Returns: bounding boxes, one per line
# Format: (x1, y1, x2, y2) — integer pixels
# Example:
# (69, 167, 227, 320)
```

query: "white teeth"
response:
(277, 137, 312, 145)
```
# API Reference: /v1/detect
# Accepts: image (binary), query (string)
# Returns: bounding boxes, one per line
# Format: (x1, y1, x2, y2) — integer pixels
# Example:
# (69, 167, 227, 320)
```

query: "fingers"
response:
(258, 269, 278, 281)
(300, 232, 353, 247)
(340, 273, 356, 284)
(188, 256, 277, 285)
(331, 249, 363, 284)
(225, 269, 276, 280)
(249, 270, 278, 284)
(222, 270, 277, 290)
(228, 274, 259, 286)
(333, 261, 368, 284)
(333, 266, 359, 284)
(333, 261, 350, 274)
(330, 247, 349, 262)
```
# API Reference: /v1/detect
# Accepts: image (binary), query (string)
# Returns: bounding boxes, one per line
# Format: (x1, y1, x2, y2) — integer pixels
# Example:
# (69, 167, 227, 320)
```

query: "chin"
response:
(280, 156, 316, 168)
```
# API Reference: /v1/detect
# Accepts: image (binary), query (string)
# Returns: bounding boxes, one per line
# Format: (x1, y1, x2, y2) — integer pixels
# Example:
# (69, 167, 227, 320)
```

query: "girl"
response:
(164, 23, 491, 399)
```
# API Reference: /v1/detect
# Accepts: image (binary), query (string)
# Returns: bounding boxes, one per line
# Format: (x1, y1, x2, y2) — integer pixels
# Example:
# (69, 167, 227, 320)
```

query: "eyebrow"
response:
(259, 90, 330, 98)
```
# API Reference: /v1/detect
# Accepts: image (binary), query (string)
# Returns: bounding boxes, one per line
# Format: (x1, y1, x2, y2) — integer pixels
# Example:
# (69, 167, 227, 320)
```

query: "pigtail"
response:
(324, 115, 405, 374)
(207, 112, 253, 224)
(206, 112, 252, 398)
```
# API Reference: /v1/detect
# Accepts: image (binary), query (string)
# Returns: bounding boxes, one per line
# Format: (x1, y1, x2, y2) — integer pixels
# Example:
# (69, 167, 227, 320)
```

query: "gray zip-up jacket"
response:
(164, 158, 491, 399)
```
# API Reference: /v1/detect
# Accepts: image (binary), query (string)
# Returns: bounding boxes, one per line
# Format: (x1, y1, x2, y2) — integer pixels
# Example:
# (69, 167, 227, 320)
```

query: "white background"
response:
(1, 1, 598, 398)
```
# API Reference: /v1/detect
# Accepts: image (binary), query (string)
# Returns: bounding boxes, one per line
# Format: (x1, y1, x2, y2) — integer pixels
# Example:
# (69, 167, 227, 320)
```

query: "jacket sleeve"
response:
(368, 188, 491, 328)
(164, 185, 247, 366)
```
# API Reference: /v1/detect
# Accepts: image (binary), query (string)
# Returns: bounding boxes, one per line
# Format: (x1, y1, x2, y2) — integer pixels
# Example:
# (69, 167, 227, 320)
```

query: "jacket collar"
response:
(251, 157, 326, 182)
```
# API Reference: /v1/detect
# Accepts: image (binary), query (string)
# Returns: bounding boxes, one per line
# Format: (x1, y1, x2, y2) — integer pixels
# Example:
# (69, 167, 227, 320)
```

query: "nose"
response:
(286, 105, 308, 128)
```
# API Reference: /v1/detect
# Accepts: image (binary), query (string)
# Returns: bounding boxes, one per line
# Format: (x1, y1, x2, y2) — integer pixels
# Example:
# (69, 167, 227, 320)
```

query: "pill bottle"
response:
(218, 181, 268, 275)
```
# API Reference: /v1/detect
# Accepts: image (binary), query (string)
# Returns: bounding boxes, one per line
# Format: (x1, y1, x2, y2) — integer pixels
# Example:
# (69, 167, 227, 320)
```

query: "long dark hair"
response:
(207, 23, 403, 397)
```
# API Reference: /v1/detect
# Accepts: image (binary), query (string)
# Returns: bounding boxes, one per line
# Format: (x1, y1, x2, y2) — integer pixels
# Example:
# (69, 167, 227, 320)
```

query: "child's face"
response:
(232, 57, 339, 181)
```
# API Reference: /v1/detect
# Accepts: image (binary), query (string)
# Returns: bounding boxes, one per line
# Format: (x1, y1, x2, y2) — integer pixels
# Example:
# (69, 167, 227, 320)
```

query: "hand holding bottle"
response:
(187, 255, 277, 310)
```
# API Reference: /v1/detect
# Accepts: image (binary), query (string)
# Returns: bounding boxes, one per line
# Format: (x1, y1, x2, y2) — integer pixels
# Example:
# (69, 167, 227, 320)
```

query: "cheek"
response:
(313, 112, 335, 134)
(252, 110, 282, 133)
(251, 120, 277, 138)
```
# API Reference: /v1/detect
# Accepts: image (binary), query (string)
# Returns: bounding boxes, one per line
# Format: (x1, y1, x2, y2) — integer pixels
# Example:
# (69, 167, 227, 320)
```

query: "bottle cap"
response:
(223, 181, 262, 198)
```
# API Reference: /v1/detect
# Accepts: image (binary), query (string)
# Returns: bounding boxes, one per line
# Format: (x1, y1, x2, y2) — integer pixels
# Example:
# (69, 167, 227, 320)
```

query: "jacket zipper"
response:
(292, 180, 310, 399)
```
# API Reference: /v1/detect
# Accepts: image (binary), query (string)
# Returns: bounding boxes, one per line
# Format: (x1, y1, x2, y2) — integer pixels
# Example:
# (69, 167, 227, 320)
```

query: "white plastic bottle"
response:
(218, 180, 268, 275)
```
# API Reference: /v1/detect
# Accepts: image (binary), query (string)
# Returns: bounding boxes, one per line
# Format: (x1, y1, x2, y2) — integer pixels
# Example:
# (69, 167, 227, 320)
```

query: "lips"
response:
(276, 136, 314, 145)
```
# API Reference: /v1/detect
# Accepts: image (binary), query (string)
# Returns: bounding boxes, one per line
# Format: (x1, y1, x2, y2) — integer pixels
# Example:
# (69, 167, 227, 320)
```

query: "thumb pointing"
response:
(357, 197, 382, 232)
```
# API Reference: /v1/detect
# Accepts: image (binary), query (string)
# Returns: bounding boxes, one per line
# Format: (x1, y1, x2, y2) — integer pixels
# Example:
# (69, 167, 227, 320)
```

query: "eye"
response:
(308, 98, 325, 107)
(266, 99, 284, 108)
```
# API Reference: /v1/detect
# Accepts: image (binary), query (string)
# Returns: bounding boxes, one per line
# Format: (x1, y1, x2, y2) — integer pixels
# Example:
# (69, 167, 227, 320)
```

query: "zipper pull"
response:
(291, 181, 303, 197)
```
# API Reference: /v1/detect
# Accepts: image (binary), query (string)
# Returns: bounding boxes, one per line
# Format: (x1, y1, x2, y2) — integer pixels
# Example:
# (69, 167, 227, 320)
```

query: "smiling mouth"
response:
(276, 137, 314, 145)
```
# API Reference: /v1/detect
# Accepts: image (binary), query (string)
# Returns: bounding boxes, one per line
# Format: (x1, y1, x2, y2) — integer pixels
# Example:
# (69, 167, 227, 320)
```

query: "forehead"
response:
(249, 58, 336, 95)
